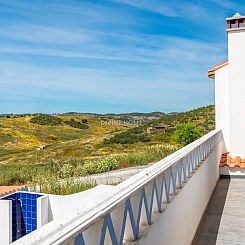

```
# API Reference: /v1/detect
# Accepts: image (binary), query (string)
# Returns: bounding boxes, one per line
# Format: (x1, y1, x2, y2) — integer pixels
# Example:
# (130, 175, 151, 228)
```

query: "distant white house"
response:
(36, 144, 46, 150)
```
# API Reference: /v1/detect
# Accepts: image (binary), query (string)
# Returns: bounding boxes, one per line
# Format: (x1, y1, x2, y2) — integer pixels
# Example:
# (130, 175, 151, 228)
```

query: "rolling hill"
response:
(0, 105, 215, 188)
(0, 105, 215, 165)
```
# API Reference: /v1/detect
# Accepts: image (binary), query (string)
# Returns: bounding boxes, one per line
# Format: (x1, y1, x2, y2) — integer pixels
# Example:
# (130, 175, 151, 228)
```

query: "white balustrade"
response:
(13, 130, 223, 245)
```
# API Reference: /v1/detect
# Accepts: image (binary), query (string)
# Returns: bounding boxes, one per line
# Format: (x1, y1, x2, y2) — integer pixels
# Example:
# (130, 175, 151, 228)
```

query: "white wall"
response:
(0, 200, 12, 245)
(47, 185, 115, 220)
(136, 141, 222, 245)
(215, 65, 229, 152)
(228, 29, 245, 157)
(37, 196, 50, 228)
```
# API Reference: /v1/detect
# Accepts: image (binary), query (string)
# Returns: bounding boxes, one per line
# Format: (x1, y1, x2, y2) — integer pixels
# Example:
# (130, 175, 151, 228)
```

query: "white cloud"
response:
(0, 0, 228, 113)
(111, 0, 177, 17)
(110, 0, 216, 21)
(0, 24, 91, 45)
(0, 29, 225, 66)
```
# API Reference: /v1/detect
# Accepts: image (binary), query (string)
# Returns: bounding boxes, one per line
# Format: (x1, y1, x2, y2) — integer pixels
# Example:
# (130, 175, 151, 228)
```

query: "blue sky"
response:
(0, 0, 241, 114)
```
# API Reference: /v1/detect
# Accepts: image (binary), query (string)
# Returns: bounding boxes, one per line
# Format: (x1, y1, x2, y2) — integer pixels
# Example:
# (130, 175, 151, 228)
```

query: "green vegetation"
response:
(104, 127, 150, 144)
(30, 114, 63, 126)
(104, 105, 214, 146)
(31, 174, 96, 195)
(31, 114, 89, 130)
(82, 157, 119, 175)
(64, 118, 89, 129)
(38, 180, 96, 195)
(0, 105, 215, 194)
(81, 119, 88, 124)
(0, 133, 13, 144)
(0, 163, 51, 185)
(172, 123, 203, 146)
(0, 144, 178, 189)
(156, 105, 215, 134)
(0, 143, 178, 190)
(116, 144, 178, 167)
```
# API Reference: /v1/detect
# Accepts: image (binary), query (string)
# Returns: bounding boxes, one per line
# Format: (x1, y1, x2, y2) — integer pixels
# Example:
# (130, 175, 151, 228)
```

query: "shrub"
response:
(119, 153, 146, 166)
(64, 119, 89, 129)
(32, 176, 96, 195)
(0, 162, 80, 186)
(104, 126, 150, 144)
(172, 123, 203, 146)
(81, 119, 88, 124)
(117, 144, 179, 167)
(144, 144, 178, 161)
(57, 163, 77, 179)
(0, 143, 179, 193)
(0, 164, 39, 185)
(82, 157, 119, 175)
(30, 114, 63, 126)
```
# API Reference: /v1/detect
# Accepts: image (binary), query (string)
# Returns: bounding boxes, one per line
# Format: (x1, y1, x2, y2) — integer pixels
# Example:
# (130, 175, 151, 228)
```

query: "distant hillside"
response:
(103, 105, 215, 145)
(1, 111, 166, 125)
(0, 105, 215, 166)
(0, 105, 215, 188)
(102, 112, 165, 117)
(61, 111, 165, 117)
(62, 111, 166, 124)
(30, 114, 89, 129)
(150, 105, 215, 133)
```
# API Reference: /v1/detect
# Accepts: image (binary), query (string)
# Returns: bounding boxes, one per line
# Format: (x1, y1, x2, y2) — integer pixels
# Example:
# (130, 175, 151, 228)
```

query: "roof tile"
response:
(208, 61, 229, 78)
(0, 185, 25, 197)
(220, 153, 245, 168)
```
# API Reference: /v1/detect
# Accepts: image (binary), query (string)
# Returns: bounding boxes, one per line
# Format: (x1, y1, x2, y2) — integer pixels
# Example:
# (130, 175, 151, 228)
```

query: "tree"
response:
(173, 123, 203, 146)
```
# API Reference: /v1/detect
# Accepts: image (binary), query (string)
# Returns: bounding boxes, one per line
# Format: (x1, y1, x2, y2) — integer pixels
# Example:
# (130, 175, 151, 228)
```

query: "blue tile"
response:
(24, 193, 28, 199)
(27, 193, 33, 198)
(0, 192, 43, 242)
(27, 219, 32, 225)
(25, 206, 31, 212)
(27, 224, 32, 230)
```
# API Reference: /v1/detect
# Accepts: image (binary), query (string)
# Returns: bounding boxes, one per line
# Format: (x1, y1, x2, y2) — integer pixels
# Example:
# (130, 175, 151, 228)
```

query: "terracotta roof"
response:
(220, 153, 245, 168)
(208, 61, 229, 79)
(0, 186, 25, 197)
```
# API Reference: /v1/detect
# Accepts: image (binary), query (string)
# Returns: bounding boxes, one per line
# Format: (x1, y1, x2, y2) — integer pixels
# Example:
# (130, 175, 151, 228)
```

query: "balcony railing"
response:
(13, 129, 223, 245)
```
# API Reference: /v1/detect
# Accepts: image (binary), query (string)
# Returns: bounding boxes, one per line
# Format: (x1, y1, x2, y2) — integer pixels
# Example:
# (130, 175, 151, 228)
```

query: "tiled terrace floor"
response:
(192, 178, 245, 245)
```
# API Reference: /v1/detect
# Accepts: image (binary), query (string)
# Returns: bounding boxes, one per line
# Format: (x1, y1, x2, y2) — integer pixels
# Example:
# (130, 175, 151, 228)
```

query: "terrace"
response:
(11, 130, 226, 244)
(11, 127, 245, 245)
(193, 178, 245, 245)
